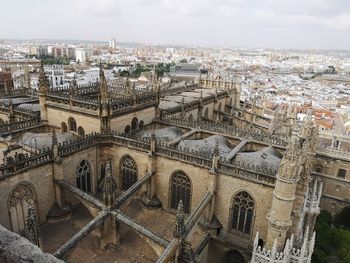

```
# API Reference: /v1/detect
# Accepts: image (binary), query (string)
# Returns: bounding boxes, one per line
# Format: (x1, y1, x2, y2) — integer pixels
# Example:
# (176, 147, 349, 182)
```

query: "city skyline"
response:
(1, 0, 350, 50)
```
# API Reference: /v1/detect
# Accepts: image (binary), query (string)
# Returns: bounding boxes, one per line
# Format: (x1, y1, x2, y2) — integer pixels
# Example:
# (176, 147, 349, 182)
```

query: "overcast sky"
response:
(1, 0, 350, 49)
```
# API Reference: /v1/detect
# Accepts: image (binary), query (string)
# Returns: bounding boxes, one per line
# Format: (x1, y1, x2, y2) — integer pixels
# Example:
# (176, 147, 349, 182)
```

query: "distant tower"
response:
(109, 38, 117, 49)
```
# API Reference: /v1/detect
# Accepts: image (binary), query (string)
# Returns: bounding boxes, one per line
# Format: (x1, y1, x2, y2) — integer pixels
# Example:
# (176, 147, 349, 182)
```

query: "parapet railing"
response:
(0, 148, 52, 178)
(0, 117, 41, 135)
(316, 146, 350, 160)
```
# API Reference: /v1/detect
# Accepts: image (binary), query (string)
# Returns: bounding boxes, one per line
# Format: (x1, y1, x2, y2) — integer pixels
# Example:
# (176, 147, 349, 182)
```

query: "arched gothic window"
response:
(125, 125, 131, 134)
(139, 120, 144, 129)
(68, 117, 77, 132)
(170, 171, 191, 213)
(188, 114, 193, 121)
(231, 191, 254, 235)
(121, 155, 137, 190)
(76, 160, 92, 193)
(131, 117, 138, 130)
(8, 182, 36, 234)
(61, 122, 67, 132)
(78, 126, 85, 137)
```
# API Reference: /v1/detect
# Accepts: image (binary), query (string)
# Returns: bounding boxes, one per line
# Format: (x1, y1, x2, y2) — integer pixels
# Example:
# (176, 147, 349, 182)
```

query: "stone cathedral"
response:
(0, 63, 349, 263)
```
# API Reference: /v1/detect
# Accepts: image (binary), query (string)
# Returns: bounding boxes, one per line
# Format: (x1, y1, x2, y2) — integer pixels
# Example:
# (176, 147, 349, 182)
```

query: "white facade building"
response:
(45, 65, 65, 89)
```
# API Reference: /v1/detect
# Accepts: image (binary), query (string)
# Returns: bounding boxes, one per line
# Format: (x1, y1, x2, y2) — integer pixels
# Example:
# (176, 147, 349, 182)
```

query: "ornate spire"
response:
(38, 61, 49, 94)
(173, 200, 185, 238)
(213, 140, 220, 157)
(103, 163, 116, 207)
(277, 136, 302, 181)
(69, 75, 77, 97)
(299, 109, 314, 141)
(99, 63, 109, 103)
(25, 206, 41, 247)
(52, 129, 58, 146)
(180, 97, 186, 118)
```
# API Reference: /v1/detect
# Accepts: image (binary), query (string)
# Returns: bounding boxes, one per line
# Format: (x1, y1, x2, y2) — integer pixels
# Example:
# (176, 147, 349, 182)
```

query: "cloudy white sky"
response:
(1, 0, 350, 49)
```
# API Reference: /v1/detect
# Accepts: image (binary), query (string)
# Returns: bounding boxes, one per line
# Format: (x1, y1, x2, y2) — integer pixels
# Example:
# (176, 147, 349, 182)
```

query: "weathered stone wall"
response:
(0, 163, 55, 230)
(109, 145, 150, 192)
(215, 173, 273, 246)
(110, 107, 156, 133)
(314, 154, 350, 213)
(46, 105, 100, 134)
(60, 146, 99, 205)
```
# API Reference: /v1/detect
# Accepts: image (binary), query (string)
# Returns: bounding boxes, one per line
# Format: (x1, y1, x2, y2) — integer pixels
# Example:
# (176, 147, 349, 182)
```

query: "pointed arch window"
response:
(170, 171, 191, 213)
(8, 182, 36, 234)
(121, 155, 137, 190)
(78, 126, 85, 137)
(76, 160, 92, 193)
(231, 191, 254, 235)
(68, 117, 77, 132)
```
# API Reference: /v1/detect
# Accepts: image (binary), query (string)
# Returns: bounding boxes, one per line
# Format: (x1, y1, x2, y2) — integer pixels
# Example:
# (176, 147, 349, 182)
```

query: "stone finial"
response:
(69, 75, 77, 97)
(173, 200, 185, 238)
(180, 97, 186, 117)
(213, 140, 220, 157)
(103, 163, 116, 207)
(285, 137, 300, 162)
(277, 136, 302, 181)
(25, 206, 41, 248)
(52, 129, 58, 146)
(299, 109, 314, 140)
(99, 63, 109, 104)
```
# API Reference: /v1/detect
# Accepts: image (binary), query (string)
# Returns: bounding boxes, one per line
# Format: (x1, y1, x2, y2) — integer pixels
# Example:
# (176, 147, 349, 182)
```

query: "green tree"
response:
(334, 207, 350, 229)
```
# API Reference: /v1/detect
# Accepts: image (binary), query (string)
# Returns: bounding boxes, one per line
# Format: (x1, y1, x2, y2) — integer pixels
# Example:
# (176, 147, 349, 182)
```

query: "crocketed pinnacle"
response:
(173, 200, 185, 238)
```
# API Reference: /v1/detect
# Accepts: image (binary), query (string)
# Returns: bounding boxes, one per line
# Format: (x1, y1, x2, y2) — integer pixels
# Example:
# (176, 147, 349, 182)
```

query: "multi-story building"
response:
(44, 65, 65, 89)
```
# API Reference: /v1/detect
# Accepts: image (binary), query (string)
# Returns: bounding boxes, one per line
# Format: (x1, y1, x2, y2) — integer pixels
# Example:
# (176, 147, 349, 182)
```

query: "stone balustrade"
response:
(0, 148, 52, 178)
(0, 117, 41, 135)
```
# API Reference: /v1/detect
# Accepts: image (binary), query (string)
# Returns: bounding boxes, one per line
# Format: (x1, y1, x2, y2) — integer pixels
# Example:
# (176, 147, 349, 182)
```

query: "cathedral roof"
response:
(233, 146, 282, 172)
(177, 135, 232, 158)
(19, 132, 77, 149)
(141, 126, 183, 142)
(17, 103, 40, 112)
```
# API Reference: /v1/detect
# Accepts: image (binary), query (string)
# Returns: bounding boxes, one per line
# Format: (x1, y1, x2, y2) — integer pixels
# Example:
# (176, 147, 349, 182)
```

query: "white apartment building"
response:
(45, 65, 65, 89)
